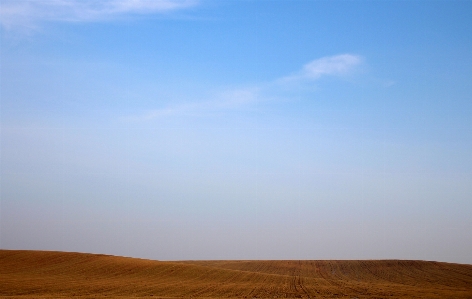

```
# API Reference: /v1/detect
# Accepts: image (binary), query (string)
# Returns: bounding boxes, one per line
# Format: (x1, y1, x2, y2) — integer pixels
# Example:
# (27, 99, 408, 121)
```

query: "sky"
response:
(1, 0, 472, 264)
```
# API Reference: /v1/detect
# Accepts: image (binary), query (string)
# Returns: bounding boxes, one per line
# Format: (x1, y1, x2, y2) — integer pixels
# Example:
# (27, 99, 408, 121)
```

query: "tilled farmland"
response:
(1, 250, 471, 299)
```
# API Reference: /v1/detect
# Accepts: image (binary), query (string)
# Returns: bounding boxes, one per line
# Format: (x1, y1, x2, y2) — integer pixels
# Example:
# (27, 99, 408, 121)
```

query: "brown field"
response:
(1, 250, 472, 299)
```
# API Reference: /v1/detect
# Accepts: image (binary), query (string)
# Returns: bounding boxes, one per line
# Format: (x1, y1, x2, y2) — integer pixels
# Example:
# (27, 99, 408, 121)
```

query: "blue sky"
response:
(1, 0, 472, 263)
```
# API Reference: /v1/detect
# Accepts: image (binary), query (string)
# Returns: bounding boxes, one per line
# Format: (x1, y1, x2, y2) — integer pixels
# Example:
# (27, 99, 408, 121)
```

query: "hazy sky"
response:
(1, 0, 471, 264)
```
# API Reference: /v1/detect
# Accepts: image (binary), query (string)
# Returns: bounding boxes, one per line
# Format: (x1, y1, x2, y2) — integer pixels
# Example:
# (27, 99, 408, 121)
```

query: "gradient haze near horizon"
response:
(1, 0, 471, 264)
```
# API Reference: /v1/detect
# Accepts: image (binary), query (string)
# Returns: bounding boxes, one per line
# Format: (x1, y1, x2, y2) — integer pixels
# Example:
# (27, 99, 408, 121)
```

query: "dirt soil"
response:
(1, 250, 471, 299)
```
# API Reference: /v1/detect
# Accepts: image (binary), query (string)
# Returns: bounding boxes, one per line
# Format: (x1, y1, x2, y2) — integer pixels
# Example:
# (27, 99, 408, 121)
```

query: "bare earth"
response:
(1, 250, 471, 299)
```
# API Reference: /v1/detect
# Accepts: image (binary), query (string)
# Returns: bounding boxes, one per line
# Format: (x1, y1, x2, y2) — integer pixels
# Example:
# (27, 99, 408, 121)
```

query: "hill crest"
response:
(1, 250, 472, 298)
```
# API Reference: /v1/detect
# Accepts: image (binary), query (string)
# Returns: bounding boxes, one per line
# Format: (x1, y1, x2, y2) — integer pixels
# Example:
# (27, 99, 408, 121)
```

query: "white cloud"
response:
(127, 87, 260, 121)
(127, 54, 363, 121)
(280, 54, 362, 82)
(0, 0, 198, 30)
(216, 87, 260, 108)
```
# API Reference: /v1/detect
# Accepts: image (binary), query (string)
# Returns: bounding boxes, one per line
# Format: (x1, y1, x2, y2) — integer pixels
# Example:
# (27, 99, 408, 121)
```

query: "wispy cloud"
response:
(0, 0, 198, 30)
(127, 87, 261, 121)
(129, 54, 363, 121)
(280, 54, 362, 83)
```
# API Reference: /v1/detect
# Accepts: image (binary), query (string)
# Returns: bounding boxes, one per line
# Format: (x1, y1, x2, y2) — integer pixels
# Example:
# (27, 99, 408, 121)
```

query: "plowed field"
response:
(1, 250, 471, 299)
